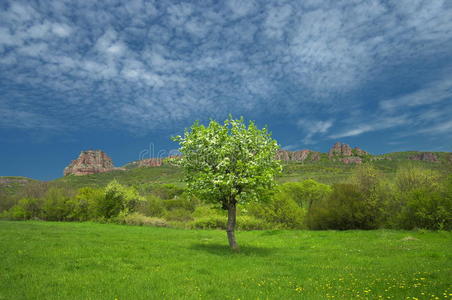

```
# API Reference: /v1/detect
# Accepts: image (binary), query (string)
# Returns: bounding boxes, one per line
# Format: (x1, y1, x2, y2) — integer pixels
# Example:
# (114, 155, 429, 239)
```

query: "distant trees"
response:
(172, 117, 281, 250)
(0, 161, 450, 232)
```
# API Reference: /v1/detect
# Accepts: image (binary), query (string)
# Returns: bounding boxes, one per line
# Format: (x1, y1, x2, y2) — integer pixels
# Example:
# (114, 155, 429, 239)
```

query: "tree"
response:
(280, 179, 332, 209)
(172, 117, 281, 250)
(99, 180, 144, 219)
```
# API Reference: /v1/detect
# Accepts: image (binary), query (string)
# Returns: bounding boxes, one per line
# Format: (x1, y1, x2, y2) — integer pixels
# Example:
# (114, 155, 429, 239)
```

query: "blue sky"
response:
(1, 0, 451, 180)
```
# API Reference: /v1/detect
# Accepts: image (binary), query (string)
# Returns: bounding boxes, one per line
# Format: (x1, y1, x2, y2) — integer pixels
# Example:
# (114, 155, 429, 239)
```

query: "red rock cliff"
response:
(64, 150, 115, 176)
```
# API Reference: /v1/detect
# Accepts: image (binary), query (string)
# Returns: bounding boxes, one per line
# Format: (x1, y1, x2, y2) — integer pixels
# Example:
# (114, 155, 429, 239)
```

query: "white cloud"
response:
(227, 0, 256, 18)
(0, 0, 451, 136)
(329, 116, 410, 139)
(380, 78, 452, 111)
(51, 23, 72, 38)
(298, 119, 334, 144)
(418, 120, 452, 134)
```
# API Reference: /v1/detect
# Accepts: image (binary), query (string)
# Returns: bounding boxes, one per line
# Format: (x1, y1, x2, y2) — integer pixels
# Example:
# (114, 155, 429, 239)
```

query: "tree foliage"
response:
(172, 117, 281, 249)
(172, 117, 281, 207)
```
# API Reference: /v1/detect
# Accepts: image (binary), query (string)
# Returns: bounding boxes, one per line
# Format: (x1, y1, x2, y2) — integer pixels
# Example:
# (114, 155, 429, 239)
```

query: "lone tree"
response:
(172, 117, 281, 250)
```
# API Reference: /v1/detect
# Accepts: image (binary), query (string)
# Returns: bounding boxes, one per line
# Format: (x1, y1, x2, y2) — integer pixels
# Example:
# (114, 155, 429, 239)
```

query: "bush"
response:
(395, 165, 440, 193)
(190, 215, 269, 230)
(70, 187, 104, 221)
(0, 192, 18, 213)
(307, 183, 379, 230)
(192, 205, 225, 218)
(136, 195, 166, 217)
(391, 176, 452, 230)
(249, 191, 305, 229)
(190, 215, 227, 229)
(236, 216, 270, 230)
(350, 164, 381, 196)
(115, 212, 167, 227)
(280, 179, 332, 209)
(145, 184, 185, 200)
(98, 180, 145, 219)
(164, 208, 193, 222)
(0, 197, 43, 220)
(162, 193, 198, 212)
(382, 166, 448, 230)
(42, 188, 73, 221)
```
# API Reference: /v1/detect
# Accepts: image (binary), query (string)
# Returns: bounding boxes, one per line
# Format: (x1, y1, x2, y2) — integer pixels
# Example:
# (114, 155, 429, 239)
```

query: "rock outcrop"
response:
(354, 147, 369, 156)
(276, 149, 320, 162)
(64, 150, 116, 176)
(127, 158, 164, 168)
(327, 142, 370, 164)
(328, 142, 352, 157)
(409, 152, 438, 162)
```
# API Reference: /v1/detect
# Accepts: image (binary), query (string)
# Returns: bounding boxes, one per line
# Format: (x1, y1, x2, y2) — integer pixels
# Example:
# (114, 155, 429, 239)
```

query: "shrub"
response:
(249, 191, 305, 229)
(190, 215, 269, 230)
(391, 176, 452, 230)
(307, 183, 379, 230)
(350, 164, 381, 196)
(146, 184, 185, 200)
(280, 179, 332, 209)
(0, 197, 42, 220)
(0, 192, 18, 213)
(164, 208, 193, 222)
(98, 180, 145, 219)
(162, 193, 198, 212)
(136, 195, 166, 217)
(70, 187, 104, 221)
(190, 215, 227, 229)
(236, 216, 270, 230)
(192, 205, 225, 218)
(115, 212, 167, 227)
(42, 188, 73, 221)
(395, 165, 440, 193)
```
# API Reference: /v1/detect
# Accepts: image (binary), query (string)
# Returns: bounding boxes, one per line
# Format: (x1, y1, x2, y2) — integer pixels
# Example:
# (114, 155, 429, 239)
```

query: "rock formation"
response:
(354, 147, 369, 156)
(409, 152, 438, 162)
(276, 149, 320, 162)
(127, 158, 163, 168)
(327, 142, 370, 164)
(328, 142, 352, 157)
(64, 150, 116, 176)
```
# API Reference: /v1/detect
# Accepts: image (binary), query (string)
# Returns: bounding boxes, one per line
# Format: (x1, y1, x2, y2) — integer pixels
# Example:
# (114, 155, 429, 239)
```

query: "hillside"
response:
(37, 154, 452, 188)
(0, 176, 38, 196)
(1, 149, 451, 201)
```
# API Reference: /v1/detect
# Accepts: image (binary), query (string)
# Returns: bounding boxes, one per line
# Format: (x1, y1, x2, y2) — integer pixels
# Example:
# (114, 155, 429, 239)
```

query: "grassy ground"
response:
(0, 221, 451, 300)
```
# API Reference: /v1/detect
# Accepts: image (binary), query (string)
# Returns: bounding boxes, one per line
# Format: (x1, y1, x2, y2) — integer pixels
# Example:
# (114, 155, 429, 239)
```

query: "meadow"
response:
(0, 221, 451, 300)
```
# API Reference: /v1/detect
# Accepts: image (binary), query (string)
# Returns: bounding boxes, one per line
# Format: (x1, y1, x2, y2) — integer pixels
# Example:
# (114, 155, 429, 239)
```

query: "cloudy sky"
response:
(1, 0, 451, 180)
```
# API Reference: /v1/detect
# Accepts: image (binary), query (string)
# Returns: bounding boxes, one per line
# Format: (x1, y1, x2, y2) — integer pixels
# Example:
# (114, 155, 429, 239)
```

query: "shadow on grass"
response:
(190, 243, 276, 256)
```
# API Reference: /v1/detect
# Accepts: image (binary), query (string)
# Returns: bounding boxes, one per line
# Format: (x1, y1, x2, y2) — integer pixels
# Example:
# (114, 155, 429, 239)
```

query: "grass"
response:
(52, 165, 184, 189)
(0, 221, 451, 299)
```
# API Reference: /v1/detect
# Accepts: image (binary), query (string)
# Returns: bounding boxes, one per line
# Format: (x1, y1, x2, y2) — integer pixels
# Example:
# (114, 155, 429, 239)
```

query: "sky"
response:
(0, 0, 451, 180)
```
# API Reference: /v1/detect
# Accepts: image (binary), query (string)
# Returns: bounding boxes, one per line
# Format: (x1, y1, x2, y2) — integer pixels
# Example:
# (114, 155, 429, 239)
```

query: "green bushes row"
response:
(306, 165, 452, 230)
(1, 165, 450, 230)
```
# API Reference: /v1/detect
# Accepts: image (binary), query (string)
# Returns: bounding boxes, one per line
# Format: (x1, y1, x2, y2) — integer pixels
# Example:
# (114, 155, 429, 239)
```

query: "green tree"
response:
(280, 179, 332, 209)
(172, 117, 281, 250)
(99, 180, 144, 219)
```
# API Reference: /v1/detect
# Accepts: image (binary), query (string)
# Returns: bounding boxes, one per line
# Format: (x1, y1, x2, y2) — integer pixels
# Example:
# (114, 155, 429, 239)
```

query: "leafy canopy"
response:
(172, 117, 282, 207)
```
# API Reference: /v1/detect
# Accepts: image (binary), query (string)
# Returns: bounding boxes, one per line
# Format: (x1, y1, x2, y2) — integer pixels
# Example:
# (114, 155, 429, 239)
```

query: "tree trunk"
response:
(226, 202, 239, 251)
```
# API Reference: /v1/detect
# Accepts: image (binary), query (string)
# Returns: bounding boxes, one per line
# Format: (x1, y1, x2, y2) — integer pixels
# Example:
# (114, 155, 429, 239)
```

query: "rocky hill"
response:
(61, 143, 449, 177)
(409, 152, 439, 162)
(124, 158, 164, 169)
(327, 142, 370, 164)
(64, 150, 122, 176)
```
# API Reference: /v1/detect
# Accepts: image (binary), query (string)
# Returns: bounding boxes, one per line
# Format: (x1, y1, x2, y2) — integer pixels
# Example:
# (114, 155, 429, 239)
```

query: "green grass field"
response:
(0, 221, 451, 299)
